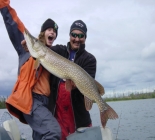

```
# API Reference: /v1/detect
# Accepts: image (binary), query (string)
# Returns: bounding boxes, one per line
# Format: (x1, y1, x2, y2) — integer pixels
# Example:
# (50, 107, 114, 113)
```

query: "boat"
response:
(0, 111, 26, 140)
(67, 126, 113, 140)
(0, 111, 113, 140)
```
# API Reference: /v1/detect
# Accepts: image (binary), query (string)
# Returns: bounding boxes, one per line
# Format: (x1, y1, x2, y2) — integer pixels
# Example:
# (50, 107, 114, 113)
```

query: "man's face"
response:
(70, 30, 86, 50)
(44, 28, 56, 47)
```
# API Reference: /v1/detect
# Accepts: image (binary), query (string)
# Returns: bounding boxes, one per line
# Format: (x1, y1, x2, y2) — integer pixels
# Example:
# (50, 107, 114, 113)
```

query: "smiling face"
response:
(70, 30, 86, 50)
(44, 28, 56, 47)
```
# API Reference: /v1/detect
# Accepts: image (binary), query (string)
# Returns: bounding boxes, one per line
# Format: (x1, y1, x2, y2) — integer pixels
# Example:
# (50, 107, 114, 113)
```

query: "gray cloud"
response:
(0, 0, 155, 97)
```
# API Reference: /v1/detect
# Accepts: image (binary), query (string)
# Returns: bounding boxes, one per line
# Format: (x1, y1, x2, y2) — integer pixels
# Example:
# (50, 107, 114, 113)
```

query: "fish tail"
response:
(100, 103, 118, 128)
(100, 111, 108, 128)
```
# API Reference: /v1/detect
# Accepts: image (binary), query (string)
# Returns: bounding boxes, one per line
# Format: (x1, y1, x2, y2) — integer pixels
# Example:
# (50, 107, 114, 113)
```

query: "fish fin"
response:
(65, 79, 72, 92)
(104, 102, 118, 119)
(100, 111, 108, 128)
(100, 102, 118, 128)
(95, 80, 105, 96)
(84, 96, 93, 111)
(100, 103, 118, 128)
(34, 58, 40, 70)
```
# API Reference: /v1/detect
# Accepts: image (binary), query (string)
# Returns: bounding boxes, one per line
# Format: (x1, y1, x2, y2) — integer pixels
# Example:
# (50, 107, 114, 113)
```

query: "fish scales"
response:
(39, 45, 100, 100)
(44, 49, 100, 102)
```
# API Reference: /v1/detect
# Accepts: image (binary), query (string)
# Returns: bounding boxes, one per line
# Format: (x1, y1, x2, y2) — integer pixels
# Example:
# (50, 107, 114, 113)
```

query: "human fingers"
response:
(21, 40, 29, 52)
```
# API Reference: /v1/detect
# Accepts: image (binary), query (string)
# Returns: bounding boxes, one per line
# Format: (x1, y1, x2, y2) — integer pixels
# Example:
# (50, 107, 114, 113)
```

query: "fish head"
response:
(23, 29, 41, 58)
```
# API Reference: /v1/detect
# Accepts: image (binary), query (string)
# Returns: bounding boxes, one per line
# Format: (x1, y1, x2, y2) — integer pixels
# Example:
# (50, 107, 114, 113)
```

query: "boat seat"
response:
(2, 119, 21, 140)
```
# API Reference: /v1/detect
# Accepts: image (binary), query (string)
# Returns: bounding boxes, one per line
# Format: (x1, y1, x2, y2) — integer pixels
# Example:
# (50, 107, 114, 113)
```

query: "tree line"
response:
(0, 91, 155, 108)
(105, 91, 155, 102)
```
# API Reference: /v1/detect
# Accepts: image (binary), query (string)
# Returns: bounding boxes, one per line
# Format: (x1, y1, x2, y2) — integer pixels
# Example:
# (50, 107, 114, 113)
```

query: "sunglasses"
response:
(71, 32, 85, 39)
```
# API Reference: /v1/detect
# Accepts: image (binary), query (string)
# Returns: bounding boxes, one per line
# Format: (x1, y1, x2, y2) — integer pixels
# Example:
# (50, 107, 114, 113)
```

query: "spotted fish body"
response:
(24, 30, 118, 128)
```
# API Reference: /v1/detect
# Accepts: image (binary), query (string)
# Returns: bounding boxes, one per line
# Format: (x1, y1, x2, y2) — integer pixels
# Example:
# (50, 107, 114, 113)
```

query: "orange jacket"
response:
(0, 0, 42, 123)
(6, 57, 42, 124)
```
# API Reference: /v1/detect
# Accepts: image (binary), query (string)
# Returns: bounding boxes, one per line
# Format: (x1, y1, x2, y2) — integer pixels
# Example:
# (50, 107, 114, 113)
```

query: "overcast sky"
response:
(0, 0, 155, 97)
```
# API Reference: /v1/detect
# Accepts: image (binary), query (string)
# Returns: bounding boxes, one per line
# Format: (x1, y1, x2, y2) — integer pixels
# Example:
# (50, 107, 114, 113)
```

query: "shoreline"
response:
(105, 91, 155, 102)
(1, 92, 155, 108)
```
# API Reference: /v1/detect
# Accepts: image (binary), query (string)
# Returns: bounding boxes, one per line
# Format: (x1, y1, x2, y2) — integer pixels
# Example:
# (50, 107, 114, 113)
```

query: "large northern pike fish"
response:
(23, 29, 118, 128)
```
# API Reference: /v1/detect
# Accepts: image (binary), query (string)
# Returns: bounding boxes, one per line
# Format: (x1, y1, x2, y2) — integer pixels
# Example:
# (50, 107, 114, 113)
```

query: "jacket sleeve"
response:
(51, 44, 66, 55)
(0, 0, 26, 56)
(83, 54, 97, 79)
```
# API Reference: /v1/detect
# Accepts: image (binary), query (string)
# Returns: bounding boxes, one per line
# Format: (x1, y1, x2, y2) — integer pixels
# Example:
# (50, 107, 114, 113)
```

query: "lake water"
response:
(90, 98, 155, 140)
(0, 98, 155, 140)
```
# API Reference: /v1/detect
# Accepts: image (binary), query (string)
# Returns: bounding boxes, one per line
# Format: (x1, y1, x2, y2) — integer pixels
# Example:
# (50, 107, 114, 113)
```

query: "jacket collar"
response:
(67, 42, 85, 54)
